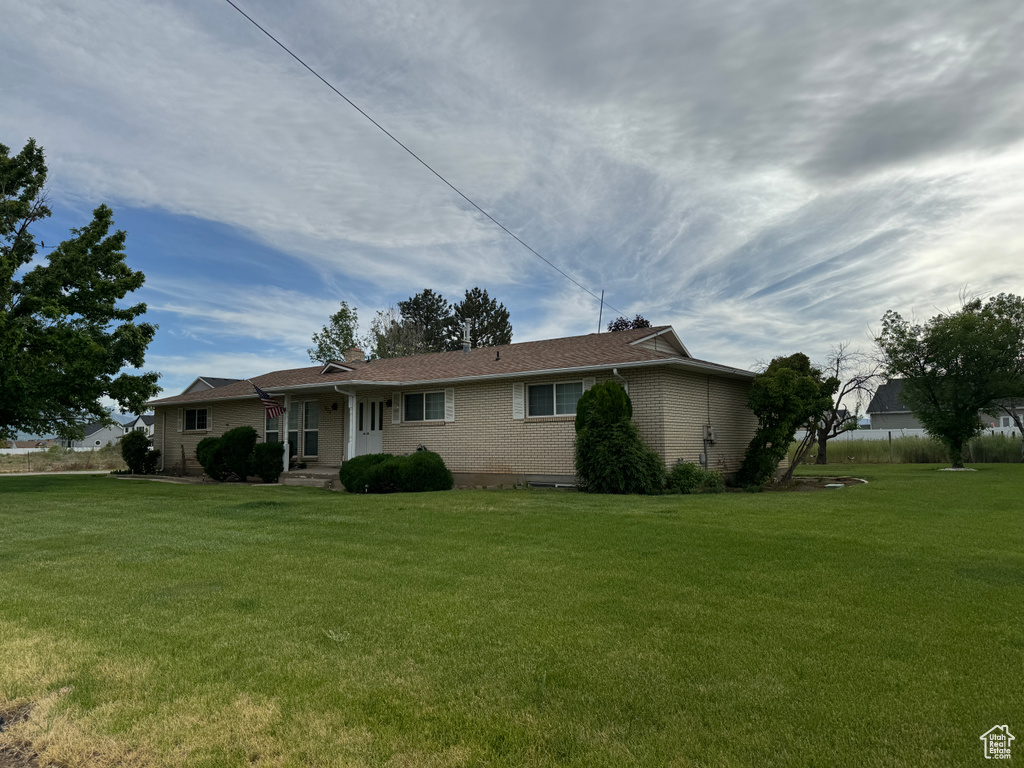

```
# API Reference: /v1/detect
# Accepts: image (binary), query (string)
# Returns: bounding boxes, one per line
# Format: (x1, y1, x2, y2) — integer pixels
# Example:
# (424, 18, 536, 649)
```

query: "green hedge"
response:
(195, 427, 262, 482)
(667, 462, 724, 494)
(252, 442, 285, 483)
(120, 430, 160, 475)
(339, 451, 453, 494)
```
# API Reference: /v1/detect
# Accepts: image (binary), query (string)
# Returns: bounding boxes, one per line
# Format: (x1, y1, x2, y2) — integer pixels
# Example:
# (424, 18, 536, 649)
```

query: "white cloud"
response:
(3, 0, 1023, 375)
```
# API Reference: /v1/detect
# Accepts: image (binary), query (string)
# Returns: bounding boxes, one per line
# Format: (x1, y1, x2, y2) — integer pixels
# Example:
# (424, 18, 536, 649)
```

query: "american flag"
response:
(250, 381, 285, 419)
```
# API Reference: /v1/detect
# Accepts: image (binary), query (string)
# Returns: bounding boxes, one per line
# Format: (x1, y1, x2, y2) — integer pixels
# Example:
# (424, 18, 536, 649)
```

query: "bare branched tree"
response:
(808, 344, 881, 465)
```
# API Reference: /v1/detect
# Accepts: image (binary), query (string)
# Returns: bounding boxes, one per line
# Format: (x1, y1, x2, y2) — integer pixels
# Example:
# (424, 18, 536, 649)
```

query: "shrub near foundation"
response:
(668, 462, 725, 494)
(120, 430, 160, 475)
(339, 454, 395, 493)
(195, 437, 229, 481)
(395, 450, 454, 492)
(574, 381, 665, 495)
(251, 442, 285, 484)
(339, 451, 454, 493)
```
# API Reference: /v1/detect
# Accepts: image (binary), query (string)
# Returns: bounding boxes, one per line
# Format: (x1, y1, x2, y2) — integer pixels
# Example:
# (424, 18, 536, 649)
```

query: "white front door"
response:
(354, 398, 385, 456)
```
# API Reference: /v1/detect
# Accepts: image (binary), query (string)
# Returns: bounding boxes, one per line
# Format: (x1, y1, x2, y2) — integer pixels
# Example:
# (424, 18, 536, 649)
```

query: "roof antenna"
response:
(597, 289, 605, 333)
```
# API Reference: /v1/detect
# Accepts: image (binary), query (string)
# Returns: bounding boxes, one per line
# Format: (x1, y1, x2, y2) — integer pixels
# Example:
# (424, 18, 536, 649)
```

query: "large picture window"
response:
(184, 408, 208, 431)
(404, 391, 445, 421)
(527, 382, 583, 417)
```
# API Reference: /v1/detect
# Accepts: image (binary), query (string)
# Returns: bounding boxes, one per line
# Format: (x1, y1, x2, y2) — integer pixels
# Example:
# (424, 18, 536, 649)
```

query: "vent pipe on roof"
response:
(462, 321, 470, 354)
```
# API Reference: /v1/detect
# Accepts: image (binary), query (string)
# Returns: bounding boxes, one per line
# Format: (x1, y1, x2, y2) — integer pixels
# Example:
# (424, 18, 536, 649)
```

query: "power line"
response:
(221, 0, 626, 317)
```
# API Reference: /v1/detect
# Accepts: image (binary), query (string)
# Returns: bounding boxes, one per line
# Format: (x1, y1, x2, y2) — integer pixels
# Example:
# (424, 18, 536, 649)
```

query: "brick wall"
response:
(153, 394, 346, 474)
(153, 368, 757, 478)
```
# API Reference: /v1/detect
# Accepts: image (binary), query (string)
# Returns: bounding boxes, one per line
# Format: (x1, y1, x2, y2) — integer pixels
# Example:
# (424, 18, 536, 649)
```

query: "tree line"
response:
(306, 287, 513, 363)
(740, 294, 1024, 483)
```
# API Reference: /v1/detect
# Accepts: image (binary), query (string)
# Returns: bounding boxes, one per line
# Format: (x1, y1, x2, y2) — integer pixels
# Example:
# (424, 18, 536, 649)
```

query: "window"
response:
(404, 391, 445, 421)
(1003, 417, 1012, 428)
(266, 413, 280, 443)
(184, 408, 208, 431)
(527, 382, 583, 417)
(287, 405, 299, 457)
(303, 401, 319, 456)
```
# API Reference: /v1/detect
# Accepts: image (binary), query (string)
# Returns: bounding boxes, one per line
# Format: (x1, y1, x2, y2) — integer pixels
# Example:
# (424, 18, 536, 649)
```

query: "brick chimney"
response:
(344, 346, 365, 363)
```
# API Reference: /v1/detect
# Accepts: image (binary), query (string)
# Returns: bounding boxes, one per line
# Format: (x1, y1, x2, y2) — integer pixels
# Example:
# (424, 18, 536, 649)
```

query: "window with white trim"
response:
(404, 391, 445, 421)
(527, 382, 584, 417)
(184, 408, 208, 431)
(265, 413, 280, 443)
(303, 401, 319, 456)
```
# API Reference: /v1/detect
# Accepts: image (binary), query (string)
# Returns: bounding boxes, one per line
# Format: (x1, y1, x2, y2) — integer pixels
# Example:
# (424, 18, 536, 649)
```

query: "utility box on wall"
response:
(703, 425, 716, 443)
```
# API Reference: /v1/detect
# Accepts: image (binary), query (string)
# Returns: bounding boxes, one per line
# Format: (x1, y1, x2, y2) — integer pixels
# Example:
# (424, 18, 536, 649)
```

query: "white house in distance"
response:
(123, 414, 155, 438)
(64, 421, 127, 449)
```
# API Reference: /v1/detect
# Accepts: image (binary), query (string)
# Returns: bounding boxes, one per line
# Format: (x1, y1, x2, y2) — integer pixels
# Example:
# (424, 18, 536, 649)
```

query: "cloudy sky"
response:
(3, 0, 1023, 399)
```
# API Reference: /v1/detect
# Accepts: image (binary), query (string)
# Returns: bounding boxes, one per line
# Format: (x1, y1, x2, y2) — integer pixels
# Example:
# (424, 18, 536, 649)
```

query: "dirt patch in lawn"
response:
(769, 476, 867, 492)
(0, 702, 38, 768)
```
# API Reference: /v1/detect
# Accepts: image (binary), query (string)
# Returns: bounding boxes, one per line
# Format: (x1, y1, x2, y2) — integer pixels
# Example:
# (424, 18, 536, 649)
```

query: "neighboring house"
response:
(866, 380, 922, 429)
(868, 379, 1024, 430)
(64, 421, 126, 449)
(124, 414, 155, 438)
(149, 326, 759, 486)
(181, 376, 243, 395)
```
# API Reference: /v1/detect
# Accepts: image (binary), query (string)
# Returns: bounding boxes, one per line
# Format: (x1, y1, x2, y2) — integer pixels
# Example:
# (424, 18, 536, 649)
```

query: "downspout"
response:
(160, 410, 166, 472)
(334, 386, 357, 461)
(612, 368, 628, 394)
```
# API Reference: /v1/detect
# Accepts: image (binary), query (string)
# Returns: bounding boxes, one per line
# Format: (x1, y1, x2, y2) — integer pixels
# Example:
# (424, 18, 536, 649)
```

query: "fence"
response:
(795, 426, 1021, 442)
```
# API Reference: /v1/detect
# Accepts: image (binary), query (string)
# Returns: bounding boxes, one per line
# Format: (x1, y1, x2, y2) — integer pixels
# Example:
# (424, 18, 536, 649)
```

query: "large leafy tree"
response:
(877, 295, 1024, 467)
(1, 138, 160, 441)
(397, 288, 450, 353)
(307, 300, 359, 363)
(446, 287, 512, 350)
(736, 353, 838, 486)
(364, 305, 425, 359)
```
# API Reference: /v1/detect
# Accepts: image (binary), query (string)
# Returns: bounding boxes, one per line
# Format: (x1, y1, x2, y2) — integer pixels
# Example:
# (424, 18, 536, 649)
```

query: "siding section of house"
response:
(660, 369, 755, 474)
(154, 395, 346, 474)
(380, 376, 592, 477)
(870, 412, 923, 430)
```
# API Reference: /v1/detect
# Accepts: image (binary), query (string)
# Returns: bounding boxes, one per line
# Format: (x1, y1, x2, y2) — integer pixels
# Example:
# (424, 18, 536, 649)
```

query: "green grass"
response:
(1, 470, 1022, 767)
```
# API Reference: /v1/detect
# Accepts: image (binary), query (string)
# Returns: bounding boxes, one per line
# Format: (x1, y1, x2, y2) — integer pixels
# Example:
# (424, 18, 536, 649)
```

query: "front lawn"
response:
(1, 468, 1021, 766)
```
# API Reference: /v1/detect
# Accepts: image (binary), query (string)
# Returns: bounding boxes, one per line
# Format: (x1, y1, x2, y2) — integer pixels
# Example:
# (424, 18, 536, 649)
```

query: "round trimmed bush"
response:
(121, 429, 156, 474)
(220, 426, 258, 481)
(340, 451, 454, 493)
(396, 450, 453, 492)
(195, 436, 229, 481)
(339, 453, 394, 493)
(252, 441, 285, 483)
(668, 462, 725, 494)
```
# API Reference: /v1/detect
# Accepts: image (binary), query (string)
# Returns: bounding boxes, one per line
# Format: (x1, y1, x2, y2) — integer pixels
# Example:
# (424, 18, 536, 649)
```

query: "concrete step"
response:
(281, 475, 339, 490)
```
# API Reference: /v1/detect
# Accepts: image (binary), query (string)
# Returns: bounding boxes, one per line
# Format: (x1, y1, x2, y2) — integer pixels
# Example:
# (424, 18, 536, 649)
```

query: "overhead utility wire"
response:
(222, 0, 625, 317)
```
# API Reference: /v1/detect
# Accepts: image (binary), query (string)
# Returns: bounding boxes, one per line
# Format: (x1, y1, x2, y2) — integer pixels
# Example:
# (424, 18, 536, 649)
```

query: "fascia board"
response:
(629, 328, 691, 357)
(149, 358, 755, 406)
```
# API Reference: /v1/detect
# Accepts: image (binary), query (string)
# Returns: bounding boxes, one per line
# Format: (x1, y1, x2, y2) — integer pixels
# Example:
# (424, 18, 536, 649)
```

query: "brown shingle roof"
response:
(149, 326, 753, 406)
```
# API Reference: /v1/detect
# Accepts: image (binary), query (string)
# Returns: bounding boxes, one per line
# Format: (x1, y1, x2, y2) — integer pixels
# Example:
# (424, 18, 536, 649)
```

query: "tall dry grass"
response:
(0, 443, 126, 474)
(790, 432, 1023, 465)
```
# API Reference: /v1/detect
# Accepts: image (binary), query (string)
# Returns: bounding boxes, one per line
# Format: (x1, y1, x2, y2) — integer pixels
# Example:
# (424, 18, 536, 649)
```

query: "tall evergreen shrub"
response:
(574, 381, 665, 494)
